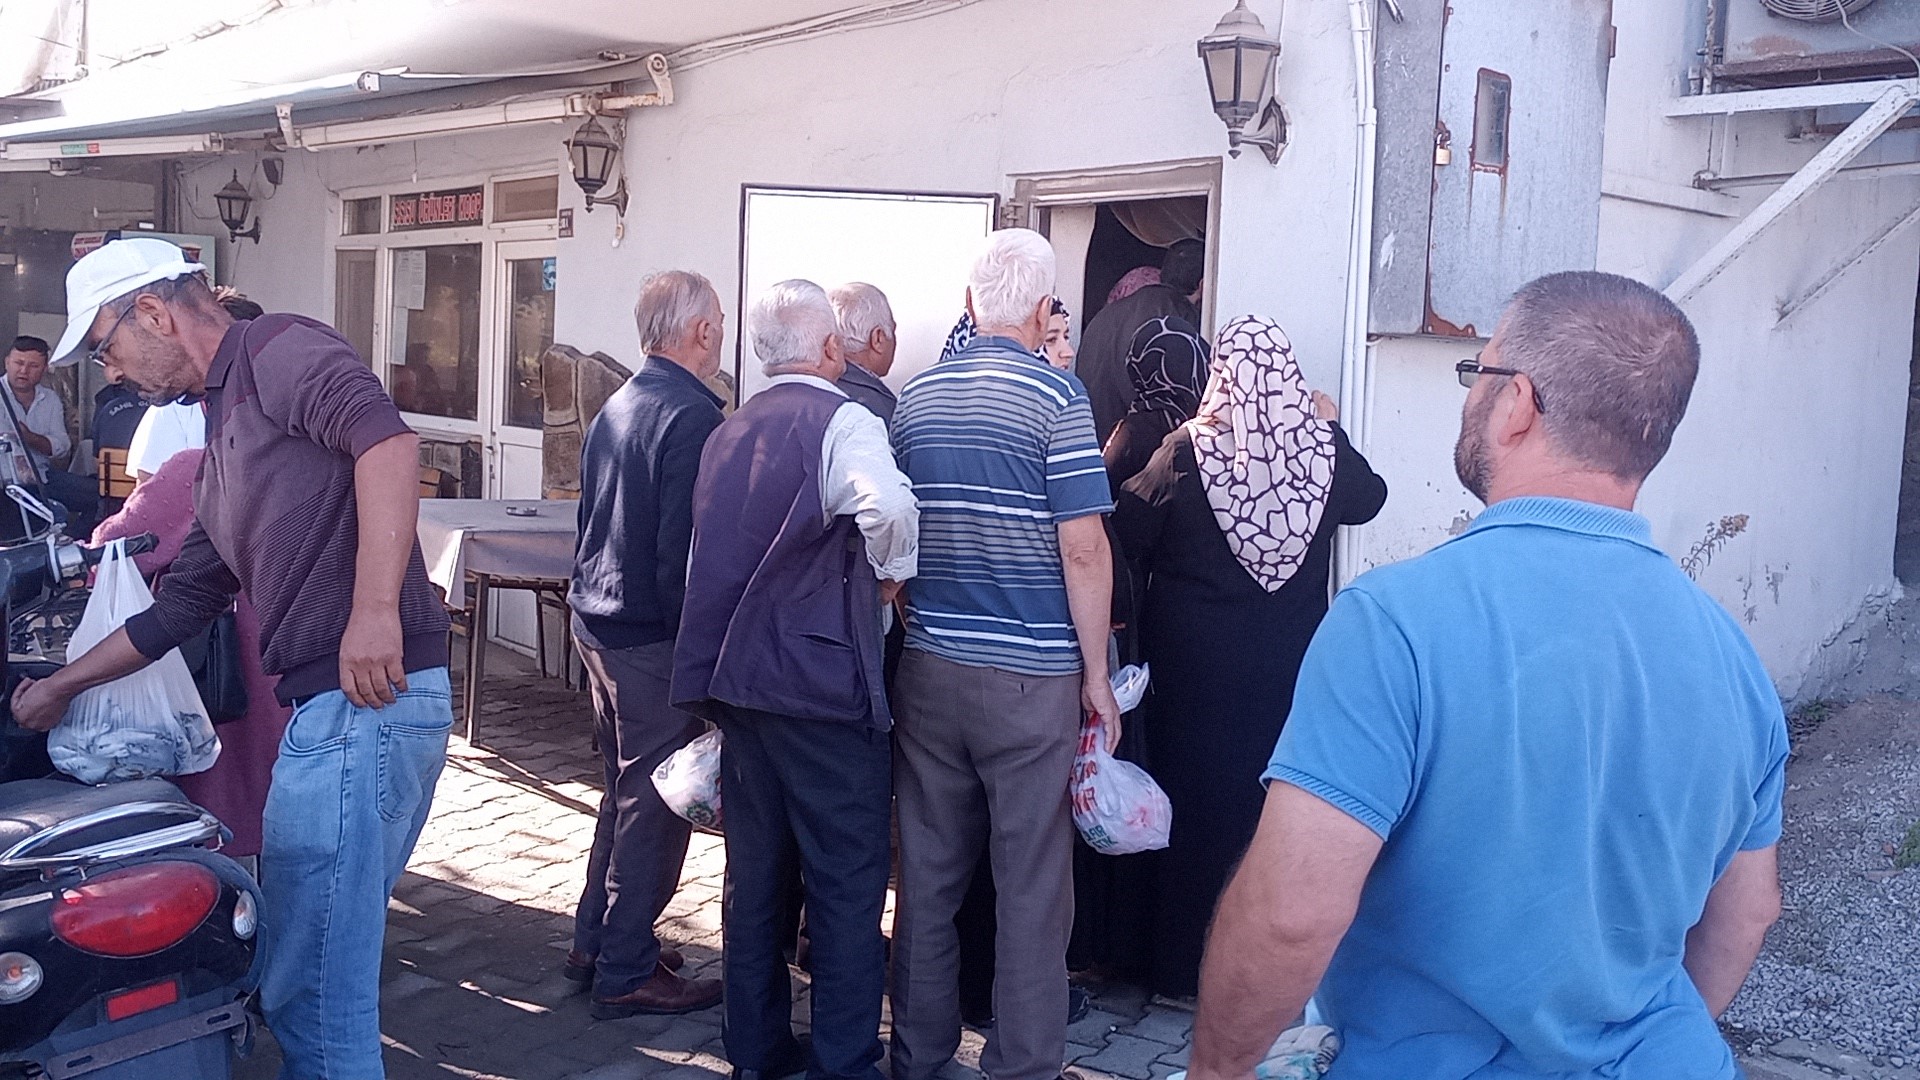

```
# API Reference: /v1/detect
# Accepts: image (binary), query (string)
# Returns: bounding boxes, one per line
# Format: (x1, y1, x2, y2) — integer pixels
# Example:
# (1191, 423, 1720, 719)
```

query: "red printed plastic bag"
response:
(1069, 665, 1170, 855)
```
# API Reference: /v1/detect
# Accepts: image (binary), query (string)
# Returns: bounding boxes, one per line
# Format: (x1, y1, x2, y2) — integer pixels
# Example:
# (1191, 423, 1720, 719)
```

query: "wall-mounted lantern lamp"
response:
(214, 169, 262, 243)
(1198, 1, 1287, 164)
(567, 115, 629, 216)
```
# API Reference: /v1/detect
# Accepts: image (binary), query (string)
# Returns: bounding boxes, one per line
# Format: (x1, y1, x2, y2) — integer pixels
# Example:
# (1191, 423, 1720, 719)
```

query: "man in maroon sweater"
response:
(16, 237, 450, 1080)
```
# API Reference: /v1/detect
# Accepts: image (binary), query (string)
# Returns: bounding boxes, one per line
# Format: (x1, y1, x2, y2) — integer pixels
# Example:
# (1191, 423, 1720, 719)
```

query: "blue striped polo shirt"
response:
(891, 335, 1114, 676)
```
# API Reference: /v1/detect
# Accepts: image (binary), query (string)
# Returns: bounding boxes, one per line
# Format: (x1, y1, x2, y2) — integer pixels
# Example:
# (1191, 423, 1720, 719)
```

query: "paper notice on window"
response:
(394, 249, 428, 310)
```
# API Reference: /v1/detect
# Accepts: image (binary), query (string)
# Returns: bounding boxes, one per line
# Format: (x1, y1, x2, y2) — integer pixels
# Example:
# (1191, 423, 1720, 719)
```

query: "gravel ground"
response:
(1723, 696, 1920, 1061)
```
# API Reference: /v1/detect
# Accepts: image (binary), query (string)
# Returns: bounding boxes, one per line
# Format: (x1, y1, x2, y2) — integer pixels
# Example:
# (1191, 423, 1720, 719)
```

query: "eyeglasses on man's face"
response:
(85, 302, 136, 368)
(1455, 353, 1548, 416)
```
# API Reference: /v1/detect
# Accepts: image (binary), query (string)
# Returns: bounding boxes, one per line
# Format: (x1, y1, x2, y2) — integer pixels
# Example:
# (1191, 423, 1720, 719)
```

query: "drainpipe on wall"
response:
(1335, 0, 1379, 587)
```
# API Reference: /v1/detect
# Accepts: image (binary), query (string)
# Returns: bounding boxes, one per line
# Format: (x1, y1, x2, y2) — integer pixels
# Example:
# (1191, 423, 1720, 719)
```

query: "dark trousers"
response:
(890, 650, 1081, 1080)
(572, 639, 705, 997)
(718, 705, 892, 1080)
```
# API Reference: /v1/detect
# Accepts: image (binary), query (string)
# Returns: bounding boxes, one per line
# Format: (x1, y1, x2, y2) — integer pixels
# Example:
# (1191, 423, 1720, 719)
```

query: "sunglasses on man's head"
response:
(1455, 354, 1547, 415)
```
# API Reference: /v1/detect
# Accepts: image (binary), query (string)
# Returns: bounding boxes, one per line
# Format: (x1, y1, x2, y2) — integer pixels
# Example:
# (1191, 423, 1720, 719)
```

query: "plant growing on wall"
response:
(1680, 514, 1750, 581)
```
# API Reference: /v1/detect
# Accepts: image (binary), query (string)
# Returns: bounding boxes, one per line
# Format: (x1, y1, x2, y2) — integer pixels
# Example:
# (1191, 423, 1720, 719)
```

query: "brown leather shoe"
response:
(564, 946, 686, 986)
(591, 965, 722, 1019)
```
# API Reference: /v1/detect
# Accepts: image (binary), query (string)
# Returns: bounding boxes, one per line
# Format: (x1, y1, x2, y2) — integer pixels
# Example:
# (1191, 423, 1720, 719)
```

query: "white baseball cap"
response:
(52, 237, 206, 366)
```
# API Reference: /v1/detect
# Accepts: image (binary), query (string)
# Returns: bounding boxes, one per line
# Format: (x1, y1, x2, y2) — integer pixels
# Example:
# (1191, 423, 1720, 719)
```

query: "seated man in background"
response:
(5, 335, 99, 533)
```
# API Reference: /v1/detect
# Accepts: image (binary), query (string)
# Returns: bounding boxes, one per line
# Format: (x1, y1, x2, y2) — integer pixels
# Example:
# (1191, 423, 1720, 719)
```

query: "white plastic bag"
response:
(1167, 1025, 1339, 1080)
(652, 727, 723, 829)
(1070, 664, 1171, 855)
(47, 539, 221, 784)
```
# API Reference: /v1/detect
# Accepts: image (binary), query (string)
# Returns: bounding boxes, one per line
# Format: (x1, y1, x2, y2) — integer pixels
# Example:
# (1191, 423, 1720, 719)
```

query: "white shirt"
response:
(6, 384, 70, 467)
(763, 373, 919, 582)
(126, 401, 208, 478)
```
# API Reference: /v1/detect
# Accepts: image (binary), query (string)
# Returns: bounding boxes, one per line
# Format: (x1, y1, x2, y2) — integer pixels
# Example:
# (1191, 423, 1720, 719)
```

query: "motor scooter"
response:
(0, 490, 262, 1078)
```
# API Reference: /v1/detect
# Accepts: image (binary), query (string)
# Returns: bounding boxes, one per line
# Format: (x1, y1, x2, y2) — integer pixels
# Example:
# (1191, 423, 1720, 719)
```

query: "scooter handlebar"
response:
(79, 533, 159, 564)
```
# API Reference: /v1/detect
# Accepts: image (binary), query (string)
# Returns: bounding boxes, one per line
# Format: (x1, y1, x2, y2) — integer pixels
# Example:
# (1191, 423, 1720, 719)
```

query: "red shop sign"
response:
(389, 186, 485, 231)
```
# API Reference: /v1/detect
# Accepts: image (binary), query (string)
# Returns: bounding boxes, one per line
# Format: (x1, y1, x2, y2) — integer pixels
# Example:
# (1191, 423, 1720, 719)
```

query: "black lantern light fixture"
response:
(214, 169, 262, 243)
(567, 114, 629, 216)
(1198, 1, 1287, 164)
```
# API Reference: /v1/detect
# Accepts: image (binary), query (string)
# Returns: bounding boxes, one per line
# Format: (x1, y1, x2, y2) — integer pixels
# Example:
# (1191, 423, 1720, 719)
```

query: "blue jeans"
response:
(260, 668, 452, 1080)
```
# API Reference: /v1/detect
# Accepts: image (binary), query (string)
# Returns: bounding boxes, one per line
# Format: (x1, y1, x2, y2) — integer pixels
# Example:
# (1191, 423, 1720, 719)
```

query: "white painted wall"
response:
(1355, 0, 1920, 702)
(553, 0, 1360, 390)
(163, 0, 1920, 699)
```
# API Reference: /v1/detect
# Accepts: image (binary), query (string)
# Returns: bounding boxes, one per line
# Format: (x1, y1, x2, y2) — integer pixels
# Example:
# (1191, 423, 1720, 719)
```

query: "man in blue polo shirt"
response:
(1187, 271, 1787, 1080)
(888, 229, 1121, 1080)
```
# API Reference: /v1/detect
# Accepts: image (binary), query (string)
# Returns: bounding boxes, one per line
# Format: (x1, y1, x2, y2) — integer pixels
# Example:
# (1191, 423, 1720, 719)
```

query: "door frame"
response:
(487, 238, 556, 500)
(1007, 157, 1223, 338)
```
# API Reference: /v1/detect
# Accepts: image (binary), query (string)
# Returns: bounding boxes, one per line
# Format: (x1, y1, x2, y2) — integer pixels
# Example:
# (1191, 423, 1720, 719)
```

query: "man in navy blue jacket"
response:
(565, 270, 728, 1017)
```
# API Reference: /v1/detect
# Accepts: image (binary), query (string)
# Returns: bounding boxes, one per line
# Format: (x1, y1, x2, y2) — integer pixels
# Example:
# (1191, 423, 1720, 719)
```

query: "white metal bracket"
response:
(573, 53, 673, 114)
(1664, 82, 1919, 303)
(1776, 196, 1920, 324)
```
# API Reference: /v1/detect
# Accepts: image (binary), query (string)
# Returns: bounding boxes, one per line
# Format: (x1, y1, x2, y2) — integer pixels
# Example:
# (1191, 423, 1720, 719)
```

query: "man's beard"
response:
(1453, 393, 1496, 504)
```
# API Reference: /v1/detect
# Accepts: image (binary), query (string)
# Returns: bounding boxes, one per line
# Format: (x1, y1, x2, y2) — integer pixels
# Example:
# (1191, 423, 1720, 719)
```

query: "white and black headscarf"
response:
(1186, 316, 1336, 593)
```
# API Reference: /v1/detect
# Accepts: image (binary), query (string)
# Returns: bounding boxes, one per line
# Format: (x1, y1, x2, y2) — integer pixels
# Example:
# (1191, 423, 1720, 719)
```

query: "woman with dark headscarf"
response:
(1102, 315, 1210, 492)
(1112, 315, 1387, 998)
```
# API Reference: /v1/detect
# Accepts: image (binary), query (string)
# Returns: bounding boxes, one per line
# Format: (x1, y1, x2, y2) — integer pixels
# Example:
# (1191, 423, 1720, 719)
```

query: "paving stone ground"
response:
(231, 655, 1877, 1079)
(236, 656, 1196, 1080)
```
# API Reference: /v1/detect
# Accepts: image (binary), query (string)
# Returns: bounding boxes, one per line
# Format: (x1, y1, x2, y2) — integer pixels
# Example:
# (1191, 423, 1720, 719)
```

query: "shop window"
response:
(738, 186, 996, 400)
(388, 245, 482, 421)
(493, 176, 559, 224)
(503, 256, 556, 428)
(342, 197, 383, 236)
(335, 250, 378, 364)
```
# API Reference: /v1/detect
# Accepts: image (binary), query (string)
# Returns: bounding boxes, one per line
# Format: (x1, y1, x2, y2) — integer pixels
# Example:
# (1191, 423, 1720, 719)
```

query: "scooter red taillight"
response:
(51, 863, 219, 958)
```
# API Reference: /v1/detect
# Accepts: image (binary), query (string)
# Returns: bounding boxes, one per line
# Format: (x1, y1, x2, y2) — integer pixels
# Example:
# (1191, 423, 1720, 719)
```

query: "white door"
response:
(486, 240, 557, 657)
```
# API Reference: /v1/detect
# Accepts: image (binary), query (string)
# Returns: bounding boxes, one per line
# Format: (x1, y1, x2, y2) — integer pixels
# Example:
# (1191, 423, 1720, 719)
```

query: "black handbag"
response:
(177, 606, 250, 724)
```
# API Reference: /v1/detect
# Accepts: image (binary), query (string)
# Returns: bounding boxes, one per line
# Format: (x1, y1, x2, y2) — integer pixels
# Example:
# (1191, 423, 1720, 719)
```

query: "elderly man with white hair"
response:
(829, 281, 899, 425)
(888, 229, 1121, 1080)
(673, 278, 917, 1080)
(566, 269, 728, 1019)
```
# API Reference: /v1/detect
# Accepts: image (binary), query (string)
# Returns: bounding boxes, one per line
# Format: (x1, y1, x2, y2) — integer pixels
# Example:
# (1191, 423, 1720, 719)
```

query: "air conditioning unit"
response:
(1715, 0, 1920, 87)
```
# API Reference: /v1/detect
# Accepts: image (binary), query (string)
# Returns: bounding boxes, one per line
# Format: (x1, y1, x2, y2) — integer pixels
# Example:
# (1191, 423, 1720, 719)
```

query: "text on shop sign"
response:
(390, 187, 485, 231)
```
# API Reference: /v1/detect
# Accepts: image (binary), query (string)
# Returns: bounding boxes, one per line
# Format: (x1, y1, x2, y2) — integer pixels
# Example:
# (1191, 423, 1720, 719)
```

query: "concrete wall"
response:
(0, 172, 154, 232)
(162, 0, 1920, 700)
(551, 0, 1360, 388)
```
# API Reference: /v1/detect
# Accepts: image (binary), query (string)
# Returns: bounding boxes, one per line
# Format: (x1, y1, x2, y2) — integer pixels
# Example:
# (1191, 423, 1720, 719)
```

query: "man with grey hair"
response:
(566, 268, 727, 1018)
(889, 229, 1121, 1080)
(1188, 271, 1786, 1080)
(674, 278, 917, 1080)
(830, 281, 899, 425)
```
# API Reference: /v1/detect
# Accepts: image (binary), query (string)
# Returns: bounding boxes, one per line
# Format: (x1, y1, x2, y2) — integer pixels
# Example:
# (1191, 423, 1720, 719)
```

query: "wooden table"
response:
(417, 499, 576, 740)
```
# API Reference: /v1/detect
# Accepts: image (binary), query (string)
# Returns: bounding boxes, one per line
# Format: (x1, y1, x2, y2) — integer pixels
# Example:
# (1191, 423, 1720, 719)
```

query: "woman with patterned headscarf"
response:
(1110, 315, 1387, 999)
(1102, 315, 1210, 492)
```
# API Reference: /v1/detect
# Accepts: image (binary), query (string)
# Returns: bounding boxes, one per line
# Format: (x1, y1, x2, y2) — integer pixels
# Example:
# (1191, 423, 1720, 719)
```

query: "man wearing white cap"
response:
(13, 237, 453, 1080)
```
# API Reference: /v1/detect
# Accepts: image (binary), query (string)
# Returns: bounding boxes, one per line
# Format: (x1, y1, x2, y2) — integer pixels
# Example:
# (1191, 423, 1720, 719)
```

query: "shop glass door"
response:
(486, 240, 557, 655)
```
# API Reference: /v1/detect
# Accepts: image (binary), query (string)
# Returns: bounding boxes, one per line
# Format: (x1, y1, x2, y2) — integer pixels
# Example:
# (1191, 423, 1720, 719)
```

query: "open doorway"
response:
(1012, 158, 1221, 342)
(1896, 276, 1920, 585)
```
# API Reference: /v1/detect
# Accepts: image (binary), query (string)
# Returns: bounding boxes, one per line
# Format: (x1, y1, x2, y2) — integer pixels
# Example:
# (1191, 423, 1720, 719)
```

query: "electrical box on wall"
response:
(1369, 0, 1615, 338)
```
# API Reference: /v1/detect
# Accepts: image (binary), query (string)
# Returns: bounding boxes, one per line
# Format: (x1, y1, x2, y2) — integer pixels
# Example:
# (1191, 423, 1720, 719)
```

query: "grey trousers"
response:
(571, 639, 706, 997)
(889, 649, 1082, 1080)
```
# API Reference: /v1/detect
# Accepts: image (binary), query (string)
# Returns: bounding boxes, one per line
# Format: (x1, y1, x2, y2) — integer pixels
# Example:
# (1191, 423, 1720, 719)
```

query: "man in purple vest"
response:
(673, 279, 918, 1080)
